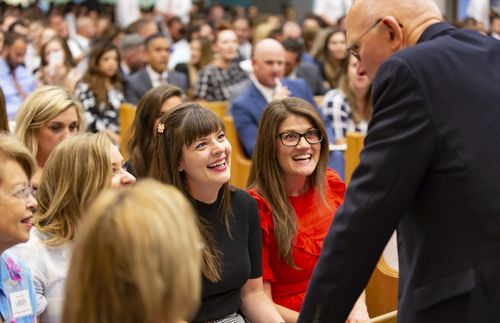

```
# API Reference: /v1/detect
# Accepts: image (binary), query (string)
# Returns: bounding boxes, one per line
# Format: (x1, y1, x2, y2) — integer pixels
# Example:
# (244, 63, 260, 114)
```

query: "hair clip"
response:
(157, 123, 165, 134)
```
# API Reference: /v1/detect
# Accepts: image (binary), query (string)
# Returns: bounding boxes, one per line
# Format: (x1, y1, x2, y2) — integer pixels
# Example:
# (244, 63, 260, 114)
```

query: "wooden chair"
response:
(199, 101, 227, 118)
(364, 310, 398, 323)
(344, 131, 398, 320)
(344, 132, 365, 185)
(365, 256, 399, 321)
(222, 116, 251, 189)
(119, 102, 137, 160)
(314, 95, 323, 107)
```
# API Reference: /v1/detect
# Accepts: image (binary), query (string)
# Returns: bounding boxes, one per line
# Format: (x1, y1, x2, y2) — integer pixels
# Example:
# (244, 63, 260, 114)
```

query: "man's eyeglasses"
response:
(278, 130, 323, 147)
(347, 18, 383, 61)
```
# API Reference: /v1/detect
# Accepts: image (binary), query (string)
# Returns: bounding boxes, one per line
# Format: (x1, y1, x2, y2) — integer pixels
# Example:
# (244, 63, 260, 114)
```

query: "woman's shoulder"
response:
(246, 187, 274, 229)
(75, 80, 91, 94)
(324, 88, 346, 101)
(230, 187, 257, 206)
(199, 64, 219, 75)
(0, 251, 33, 283)
(324, 168, 346, 206)
(325, 168, 344, 185)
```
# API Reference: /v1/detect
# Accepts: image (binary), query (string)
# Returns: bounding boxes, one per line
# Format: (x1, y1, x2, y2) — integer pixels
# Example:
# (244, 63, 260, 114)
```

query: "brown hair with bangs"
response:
(247, 98, 331, 267)
(150, 102, 232, 282)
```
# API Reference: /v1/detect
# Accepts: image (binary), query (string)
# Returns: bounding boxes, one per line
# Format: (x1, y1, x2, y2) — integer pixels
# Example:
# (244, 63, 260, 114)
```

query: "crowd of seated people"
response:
(1, 1, 499, 322)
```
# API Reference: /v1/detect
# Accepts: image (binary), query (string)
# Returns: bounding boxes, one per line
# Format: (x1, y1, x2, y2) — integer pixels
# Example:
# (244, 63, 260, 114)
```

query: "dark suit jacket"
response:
(124, 68, 188, 104)
(298, 22, 500, 323)
(231, 78, 332, 157)
(296, 62, 327, 95)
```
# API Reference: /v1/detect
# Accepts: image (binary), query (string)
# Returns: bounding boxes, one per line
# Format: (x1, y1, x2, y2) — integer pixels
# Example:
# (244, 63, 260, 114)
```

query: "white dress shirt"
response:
(146, 64, 169, 87)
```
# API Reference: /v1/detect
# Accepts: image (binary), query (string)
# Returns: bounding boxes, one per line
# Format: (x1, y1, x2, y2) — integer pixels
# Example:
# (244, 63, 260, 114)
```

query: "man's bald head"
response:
(346, 0, 442, 81)
(252, 38, 286, 88)
(348, 0, 441, 32)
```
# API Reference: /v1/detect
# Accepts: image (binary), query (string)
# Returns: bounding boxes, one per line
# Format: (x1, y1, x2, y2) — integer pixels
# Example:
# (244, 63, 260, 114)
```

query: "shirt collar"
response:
(250, 73, 274, 103)
(146, 65, 168, 87)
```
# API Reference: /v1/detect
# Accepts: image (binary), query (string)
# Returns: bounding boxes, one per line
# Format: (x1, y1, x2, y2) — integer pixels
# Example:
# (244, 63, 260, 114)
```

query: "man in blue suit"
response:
(231, 38, 331, 157)
(298, 0, 500, 322)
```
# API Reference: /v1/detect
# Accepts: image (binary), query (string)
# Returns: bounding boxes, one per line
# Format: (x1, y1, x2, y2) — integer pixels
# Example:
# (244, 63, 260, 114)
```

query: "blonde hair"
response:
(33, 133, 112, 246)
(0, 134, 36, 184)
(14, 86, 85, 161)
(337, 55, 373, 124)
(63, 179, 201, 323)
(247, 98, 330, 266)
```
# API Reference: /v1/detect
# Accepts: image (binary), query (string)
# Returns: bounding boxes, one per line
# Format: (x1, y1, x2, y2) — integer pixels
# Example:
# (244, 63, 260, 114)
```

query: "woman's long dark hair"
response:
(150, 103, 233, 282)
(81, 41, 122, 108)
(127, 84, 184, 177)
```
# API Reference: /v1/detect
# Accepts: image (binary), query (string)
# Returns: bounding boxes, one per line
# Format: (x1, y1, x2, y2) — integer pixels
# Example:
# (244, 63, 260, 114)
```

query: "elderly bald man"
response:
(298, 1, 500, 322)
(231, 38, 331, 157)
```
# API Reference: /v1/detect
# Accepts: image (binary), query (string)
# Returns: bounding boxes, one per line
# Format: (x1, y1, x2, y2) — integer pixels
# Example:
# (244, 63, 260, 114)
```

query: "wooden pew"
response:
(314, 95, 323, 107)
(199, 101, 227, 118)
(222, 116, 251, 189)
(364, 310, 398, 323)
(119, 102, 137, 160)
(344, 132, 365, 185)
(344, 131, 399, 320)
(365, 257, 399, 321)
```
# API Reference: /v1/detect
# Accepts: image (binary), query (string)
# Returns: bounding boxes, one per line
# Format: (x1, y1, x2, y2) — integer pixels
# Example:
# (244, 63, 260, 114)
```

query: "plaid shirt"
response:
(322, 89, 368, 140)
(194, 62, 248, 101)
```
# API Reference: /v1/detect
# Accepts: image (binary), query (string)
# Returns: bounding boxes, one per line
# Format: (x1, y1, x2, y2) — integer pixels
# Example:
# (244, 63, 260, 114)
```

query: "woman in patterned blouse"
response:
(321, 55, 372, 144)
(75, 41, 124, 144)
(194, 25, 248, 102)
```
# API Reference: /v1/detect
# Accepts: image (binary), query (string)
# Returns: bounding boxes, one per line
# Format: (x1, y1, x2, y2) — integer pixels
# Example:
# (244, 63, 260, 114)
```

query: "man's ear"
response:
(382, 16, 404, 50)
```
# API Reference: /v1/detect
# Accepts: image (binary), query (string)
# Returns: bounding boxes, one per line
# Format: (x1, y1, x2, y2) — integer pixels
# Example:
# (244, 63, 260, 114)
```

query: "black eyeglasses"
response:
(347, 18, 383, 61)
(277, 130, 323, 147)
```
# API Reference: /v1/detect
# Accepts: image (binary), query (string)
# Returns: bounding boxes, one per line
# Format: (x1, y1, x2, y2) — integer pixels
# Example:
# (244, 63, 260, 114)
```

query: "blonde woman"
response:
(11, 133, 136, 323)
(63, 179, 202, 323)
(14, 86, 85, 187)
(321, 55, 372, 144)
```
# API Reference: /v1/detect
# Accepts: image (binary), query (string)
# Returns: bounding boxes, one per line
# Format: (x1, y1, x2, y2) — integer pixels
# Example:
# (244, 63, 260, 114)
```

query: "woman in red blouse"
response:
(247, 98, 369, 323)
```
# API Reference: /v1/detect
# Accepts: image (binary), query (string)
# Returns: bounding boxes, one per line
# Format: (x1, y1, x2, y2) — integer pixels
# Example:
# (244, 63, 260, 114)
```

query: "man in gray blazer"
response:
(124, 33, 188, 104)
(298, 0, 500, 322)
(282, 38, 326, 95)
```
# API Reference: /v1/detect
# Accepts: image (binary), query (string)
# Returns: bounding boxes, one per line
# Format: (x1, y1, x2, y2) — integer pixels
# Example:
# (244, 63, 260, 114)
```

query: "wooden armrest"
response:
(363, 310, 397, 323)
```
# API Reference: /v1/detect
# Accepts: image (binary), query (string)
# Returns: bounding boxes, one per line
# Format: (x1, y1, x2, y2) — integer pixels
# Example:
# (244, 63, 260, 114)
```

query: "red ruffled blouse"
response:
(248, 169, 345, 312)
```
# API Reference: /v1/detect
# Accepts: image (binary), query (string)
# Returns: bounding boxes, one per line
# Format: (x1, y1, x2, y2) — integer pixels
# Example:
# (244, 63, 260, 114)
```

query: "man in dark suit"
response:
(298, 0, 500, 322)
(124, 33, 188, 104)
(282, 38, 326, 95)
(231, 38, 332, 157)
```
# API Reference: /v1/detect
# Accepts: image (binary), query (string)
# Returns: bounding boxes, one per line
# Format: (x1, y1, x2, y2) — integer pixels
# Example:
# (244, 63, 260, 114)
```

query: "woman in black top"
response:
(150, 103, 283, 323)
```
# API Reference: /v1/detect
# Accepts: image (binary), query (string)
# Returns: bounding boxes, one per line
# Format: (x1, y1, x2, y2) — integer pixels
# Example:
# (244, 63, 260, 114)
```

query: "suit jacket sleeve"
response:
(298, 57, 437, 322)
(124, 78, 141, 105)
(231, 98, 257, 157)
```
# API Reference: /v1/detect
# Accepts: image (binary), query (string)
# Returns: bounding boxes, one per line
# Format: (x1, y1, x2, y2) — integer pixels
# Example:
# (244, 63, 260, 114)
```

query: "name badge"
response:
(8, 289, 33, 319)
